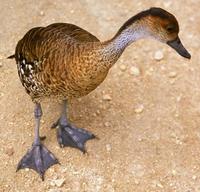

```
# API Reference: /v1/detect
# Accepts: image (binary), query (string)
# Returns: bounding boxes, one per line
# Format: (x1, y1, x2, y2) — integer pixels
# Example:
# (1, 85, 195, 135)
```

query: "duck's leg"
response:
(51, 100, 95, 153)
(17, 103, 59, 180)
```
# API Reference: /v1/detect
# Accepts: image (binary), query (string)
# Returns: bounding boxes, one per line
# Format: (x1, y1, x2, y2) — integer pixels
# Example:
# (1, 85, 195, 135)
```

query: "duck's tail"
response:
(7, 54, 15, 59)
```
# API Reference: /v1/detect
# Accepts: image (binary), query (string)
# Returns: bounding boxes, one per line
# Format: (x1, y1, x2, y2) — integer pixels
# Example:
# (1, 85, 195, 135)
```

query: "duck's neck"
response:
(99, 23, 149, 68)
(110, 24, 148, 49)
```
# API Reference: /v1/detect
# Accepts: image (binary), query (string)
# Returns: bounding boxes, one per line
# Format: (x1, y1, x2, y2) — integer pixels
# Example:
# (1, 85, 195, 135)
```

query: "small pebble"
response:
(106, 144, 112, 151)
(60, 168, 67, 174)
(54, 178, 65, 187)
(149, 67, 154, 72)
(168, 71, 177, 78)
(93, 113, 97, 117)
(152, 180, 163, 188)
(176, 139, 182, 145)
(131, 164, 145, 177)
(189, 17, 195, 22)
(119, 65, 126, 71)
(134, 179, 140, 185)
(192, 175, 197, 180)
(130, 66, 141, 76)
(104, 122, 110, 127)
(77, 98, 82, 102)
(21, 141, 25, 145)
(163, 1, 172, 8)
(102, 94, 112, 101)
(50, 181, 56, 187)
(161, 66, 166, 71)
(134, 104, 144, 114)
(0, 92, 4, 97)
(187, 34, 194, 39)
(156, 182, 164, 188)
(174, 113, 179, 117)
(176, 96, 182, 102)
(138, 137, 143, 142)
(169, 79, 176, 85)
(169, 183, 174, 187)
(96, 110, 100, 115)
(39, 10, 45, 16)
(172, 169, 177, 176)
(5, 147, 14, 156)
(154, 50, 164, 61)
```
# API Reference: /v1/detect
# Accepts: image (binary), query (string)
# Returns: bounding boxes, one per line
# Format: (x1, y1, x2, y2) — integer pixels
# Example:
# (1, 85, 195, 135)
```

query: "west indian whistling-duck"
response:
(8, 7, 191, 180)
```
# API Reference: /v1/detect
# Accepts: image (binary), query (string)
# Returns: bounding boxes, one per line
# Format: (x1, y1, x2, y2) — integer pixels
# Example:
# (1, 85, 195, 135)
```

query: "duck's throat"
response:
(100, 25, 148, 67)
(113, 26, 148, 50)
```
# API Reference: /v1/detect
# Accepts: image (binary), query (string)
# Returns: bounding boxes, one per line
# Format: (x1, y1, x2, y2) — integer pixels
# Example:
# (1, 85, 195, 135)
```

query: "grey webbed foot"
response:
(17, 143, 59, 180)
(51, 100, 96, 152)
(52, 120, 95, 153)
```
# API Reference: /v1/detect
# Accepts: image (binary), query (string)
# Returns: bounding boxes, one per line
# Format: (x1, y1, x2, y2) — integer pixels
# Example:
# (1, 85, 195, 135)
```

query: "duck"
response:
(8, 7, 191, 180)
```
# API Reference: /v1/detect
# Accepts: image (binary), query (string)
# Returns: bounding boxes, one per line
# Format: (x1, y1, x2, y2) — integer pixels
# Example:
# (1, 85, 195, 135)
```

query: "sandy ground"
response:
(0, 0, 200, 191)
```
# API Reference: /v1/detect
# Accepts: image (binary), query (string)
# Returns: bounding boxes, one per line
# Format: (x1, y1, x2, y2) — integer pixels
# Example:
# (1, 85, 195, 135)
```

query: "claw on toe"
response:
(51, 119, 59, 129)
(40, 136, 46, 141)
(17, 144, 59, 180)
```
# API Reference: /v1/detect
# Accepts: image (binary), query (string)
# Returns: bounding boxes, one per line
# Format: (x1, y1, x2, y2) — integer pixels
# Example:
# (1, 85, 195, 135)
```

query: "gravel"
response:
(134, 104, 144, 114)
(102, 94, 112, 101)
(168, 71, 177, 78)
(130, 66, 141, 76)
(154, 50, 164, 61)
(119, 64, 127, 71)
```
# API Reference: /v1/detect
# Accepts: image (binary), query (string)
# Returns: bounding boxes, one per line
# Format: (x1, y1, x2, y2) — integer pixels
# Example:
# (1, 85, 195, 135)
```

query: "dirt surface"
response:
(0, 0, 200, 191)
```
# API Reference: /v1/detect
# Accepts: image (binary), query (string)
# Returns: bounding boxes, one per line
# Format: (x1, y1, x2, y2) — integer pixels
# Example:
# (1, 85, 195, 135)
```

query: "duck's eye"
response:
(166, 25, 174, 32)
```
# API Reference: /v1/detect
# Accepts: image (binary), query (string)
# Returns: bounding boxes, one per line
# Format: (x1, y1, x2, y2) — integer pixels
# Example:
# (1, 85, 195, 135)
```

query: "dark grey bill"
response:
(167, 37, 191, 59)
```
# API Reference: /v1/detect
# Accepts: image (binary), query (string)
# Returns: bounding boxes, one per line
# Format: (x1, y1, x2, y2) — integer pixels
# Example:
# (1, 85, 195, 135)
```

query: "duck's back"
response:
(14, 23, 100, 101)
(46, 23, 100, 42)
(16, 23, 99, 61)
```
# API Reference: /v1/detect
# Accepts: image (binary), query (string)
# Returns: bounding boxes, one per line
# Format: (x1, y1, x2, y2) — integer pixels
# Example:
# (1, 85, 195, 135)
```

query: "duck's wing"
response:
(8, 23, 100, 59)
(11, 23, 100, 96)
(46, 23, 100, 43)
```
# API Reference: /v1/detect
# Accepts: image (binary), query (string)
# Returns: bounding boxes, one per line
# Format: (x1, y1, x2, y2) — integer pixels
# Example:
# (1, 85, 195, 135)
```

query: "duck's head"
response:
(145, 7, 191, 59)
(118, 7, 191, 59)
